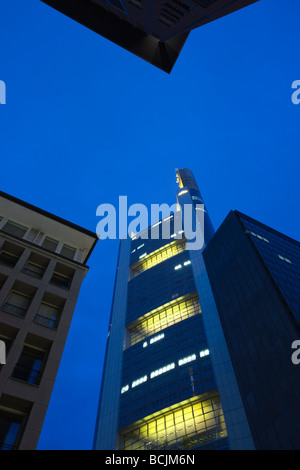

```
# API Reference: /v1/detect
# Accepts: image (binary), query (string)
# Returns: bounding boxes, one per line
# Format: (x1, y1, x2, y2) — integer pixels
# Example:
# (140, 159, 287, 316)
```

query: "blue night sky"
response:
(0, 0, 299, 449)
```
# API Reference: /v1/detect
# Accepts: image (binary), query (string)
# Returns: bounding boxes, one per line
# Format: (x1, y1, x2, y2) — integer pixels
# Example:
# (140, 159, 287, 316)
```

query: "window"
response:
(0, 410, 23, 450)
(131, 239, 186, 277)
(0, 242, 24, 267)
(127, 294, 201, 347)
(121, 394, 227, 450)
(42, 237, 59, 252)
(2, 221, 28, 238)
(34, 303, 60, 329)
(50, 263, 74, 290)
(178, 354, 196, 366)
(0, 394, 32, 450)
(12, 346, 46, 386)
(23, 262, 45, 278)
(150, 362, 175, 379)
(2, 291, 32, 318)
(23, 262, 43, 278)
(0, 251, 19, 267)
(34, 292, 64, 329)
(121, 385, 129, 394)
(50, 272, 70, 289)
(278, 254, 292, 264)
(132, 375, 148, 388)
(60, 244, 76, 260)
(22, 253, 49, 279)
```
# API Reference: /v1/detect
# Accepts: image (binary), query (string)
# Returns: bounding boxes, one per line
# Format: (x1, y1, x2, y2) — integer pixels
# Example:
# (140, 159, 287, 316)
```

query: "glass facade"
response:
(131, 239, 186, 277)
(120, 394, 227, 450)
(94, 169, 229, 450)
(203, 210, 300, 450)
(127, 293, 201, 347)
(241, 214, 300, 325)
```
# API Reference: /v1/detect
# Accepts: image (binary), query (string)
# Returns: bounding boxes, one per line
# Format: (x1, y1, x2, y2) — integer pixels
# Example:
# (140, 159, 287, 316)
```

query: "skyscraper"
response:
(0, 191, 98, 450)
(94, 168, 300, 450)
(41, 0, 259, 72)
(203, 210, 300, 449)
(93, 168, 253, 450)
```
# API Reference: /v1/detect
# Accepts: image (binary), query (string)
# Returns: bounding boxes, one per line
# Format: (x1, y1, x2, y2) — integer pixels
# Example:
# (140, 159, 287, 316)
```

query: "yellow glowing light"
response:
(120, 393, 227, 450)
(131, 239, 186, 277)
(127, 293, 201, 347)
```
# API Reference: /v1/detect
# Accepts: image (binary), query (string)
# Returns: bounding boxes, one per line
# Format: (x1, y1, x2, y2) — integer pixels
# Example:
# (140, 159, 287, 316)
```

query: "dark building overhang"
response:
(41, 0, 259, 73)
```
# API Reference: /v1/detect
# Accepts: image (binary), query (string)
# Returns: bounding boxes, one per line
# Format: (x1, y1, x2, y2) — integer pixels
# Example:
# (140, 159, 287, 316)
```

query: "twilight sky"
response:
(0, 0, 299, 449)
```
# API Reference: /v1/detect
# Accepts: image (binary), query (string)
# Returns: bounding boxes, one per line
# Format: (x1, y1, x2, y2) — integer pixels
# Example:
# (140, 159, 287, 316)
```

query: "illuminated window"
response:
(178, 354, 196, 366)
(192, 196, 203, 202)
(121, 394, 227, 450)
(150, 362, 175, 379)
(199, 349, 209, 358)
(127, 294, 201, 347)
(132, 375, 147, 388)
(131, 239, 186, 277)
(152, 221, 162, 228)
(278, 254, 292, 264)
(121, 385, 129, 394)
(248, 231, 269, 243)
(150, 333, 164, 345)
(143, 333, 165, 348)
